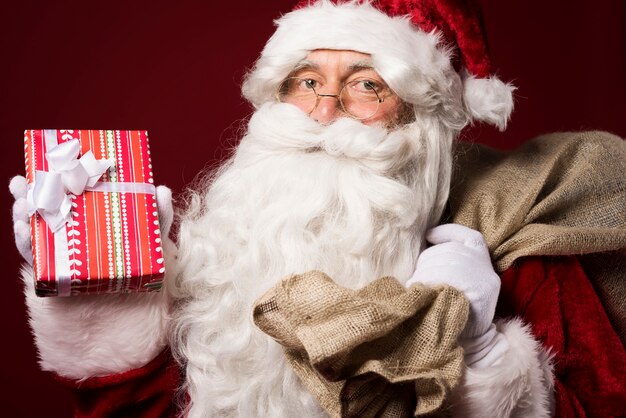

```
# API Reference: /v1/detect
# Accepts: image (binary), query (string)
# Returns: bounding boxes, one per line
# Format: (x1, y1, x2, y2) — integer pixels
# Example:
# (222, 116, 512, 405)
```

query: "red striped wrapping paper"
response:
(24, 129, 165, 297)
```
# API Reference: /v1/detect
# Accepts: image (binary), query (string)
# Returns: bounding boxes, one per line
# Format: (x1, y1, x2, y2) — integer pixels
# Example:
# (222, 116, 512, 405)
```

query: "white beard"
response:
(169, 103, 455, 417)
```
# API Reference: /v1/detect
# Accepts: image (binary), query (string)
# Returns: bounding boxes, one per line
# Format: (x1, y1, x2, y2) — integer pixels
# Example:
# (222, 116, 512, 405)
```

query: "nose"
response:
(310, 94, 343, 125)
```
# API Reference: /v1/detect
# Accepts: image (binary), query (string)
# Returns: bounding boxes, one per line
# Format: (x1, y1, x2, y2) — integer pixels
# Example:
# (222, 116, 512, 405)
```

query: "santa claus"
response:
(10, 0, 626, 417)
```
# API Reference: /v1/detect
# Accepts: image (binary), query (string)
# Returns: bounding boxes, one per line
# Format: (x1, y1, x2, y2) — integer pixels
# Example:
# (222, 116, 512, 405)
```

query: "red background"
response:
(1, 1, 624, 416)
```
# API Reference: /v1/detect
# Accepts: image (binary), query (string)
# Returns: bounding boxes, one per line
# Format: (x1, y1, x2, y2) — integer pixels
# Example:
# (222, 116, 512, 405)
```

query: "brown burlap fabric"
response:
(253, 271, 468, 418)
(450, 131, 626, 344)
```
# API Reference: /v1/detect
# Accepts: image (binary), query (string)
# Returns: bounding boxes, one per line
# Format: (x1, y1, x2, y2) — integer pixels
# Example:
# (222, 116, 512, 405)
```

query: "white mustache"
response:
(242, 103, 418, 174)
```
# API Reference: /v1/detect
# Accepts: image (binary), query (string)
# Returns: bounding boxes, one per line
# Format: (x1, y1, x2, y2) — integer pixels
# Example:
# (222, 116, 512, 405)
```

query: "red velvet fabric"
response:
(55, 256, 626, 417)
(54, 349, 182, 418)
(498, 256, 626, 417)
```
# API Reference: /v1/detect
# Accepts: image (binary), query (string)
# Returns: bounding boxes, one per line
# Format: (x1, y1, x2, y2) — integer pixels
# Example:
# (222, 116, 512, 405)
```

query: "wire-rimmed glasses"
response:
(276, 77, 391, 120)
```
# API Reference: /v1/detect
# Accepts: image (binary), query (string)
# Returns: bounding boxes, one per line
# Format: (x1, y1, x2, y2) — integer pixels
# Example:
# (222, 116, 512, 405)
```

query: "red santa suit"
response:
(25, 128, 626, 417)
(18, 1, 626, 417)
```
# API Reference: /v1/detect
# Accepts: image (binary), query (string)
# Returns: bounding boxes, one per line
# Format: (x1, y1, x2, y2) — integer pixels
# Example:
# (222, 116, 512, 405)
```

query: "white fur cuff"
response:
(451, 318, 554, 418)
(22, 264, 170, 380)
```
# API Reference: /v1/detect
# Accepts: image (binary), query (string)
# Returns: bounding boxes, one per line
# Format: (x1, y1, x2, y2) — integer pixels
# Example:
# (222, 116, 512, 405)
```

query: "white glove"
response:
(406, 223, 508, 368)
(155, 184, 174, 240)
(9, 175, 174, 265)
(9, 176, 33, 265)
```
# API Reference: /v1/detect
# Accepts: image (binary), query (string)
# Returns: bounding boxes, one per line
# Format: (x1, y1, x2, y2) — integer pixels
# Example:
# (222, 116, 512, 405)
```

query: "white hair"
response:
(168, 102, 458, 417)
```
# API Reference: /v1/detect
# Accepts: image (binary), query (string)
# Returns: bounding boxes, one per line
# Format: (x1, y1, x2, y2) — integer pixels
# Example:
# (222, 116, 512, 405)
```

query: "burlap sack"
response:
(253, 271, 468, 418)
(450, 131, 626, 344)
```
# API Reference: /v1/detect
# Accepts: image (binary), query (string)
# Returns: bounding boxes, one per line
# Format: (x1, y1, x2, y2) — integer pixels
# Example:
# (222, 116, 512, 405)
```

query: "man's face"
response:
(280, 49, 404, 126)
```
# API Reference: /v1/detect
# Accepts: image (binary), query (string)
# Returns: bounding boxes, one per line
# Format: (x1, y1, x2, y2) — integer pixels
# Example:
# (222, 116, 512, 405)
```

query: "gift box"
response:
(24, 129, 165, 296)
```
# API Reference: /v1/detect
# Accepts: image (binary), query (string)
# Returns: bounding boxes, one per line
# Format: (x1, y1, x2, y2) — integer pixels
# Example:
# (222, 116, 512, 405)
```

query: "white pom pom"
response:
(463, 76, 516, 131)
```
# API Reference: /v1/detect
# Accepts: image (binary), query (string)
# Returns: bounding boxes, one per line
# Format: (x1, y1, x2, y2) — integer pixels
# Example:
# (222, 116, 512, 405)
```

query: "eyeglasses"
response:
(275, 77, 392, 120)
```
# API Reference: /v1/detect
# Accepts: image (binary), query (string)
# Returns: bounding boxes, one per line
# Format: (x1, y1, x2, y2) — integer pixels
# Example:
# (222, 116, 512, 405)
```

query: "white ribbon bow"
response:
(27, 139, 115, 232)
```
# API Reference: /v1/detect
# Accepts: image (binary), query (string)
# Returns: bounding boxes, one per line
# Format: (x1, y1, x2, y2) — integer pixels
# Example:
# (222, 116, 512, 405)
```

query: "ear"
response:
(463, 74, 516, 131)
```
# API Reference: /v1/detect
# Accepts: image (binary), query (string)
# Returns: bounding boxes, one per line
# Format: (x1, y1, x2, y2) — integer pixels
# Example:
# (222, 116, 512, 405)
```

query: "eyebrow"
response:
(291, 59, 376, 73)
(347, 60, 375, 71)
(292, 60, 319, 72)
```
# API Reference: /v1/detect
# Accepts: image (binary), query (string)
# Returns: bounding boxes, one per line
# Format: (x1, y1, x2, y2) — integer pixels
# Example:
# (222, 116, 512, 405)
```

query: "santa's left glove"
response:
(155, 185, 174, 240)
(406, 224, 509, 368)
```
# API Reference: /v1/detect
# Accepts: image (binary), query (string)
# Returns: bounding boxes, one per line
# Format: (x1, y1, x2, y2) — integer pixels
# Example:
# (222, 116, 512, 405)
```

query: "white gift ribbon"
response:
(27, 138, 115, 232)
(27, 130, 157, 296)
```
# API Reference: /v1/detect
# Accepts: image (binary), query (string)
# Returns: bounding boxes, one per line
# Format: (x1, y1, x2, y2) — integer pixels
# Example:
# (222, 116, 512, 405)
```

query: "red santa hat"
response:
(242, 0, 514, 131)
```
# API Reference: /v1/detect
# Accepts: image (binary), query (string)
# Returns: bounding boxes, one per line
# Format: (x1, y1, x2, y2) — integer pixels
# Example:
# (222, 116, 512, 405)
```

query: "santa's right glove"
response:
(10, 175, 174, 265)
(406, 223, 509, 368)
(10, 176, 33, 265)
